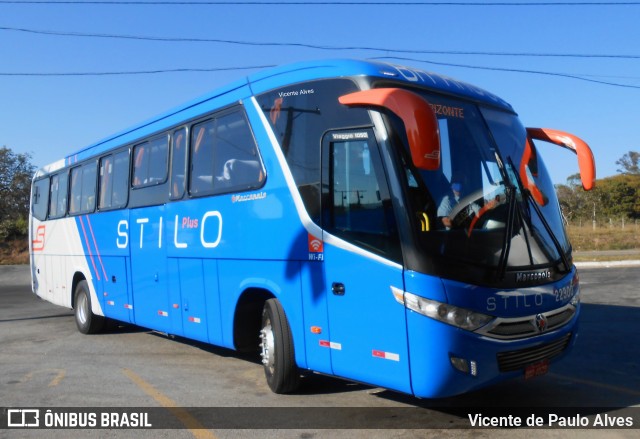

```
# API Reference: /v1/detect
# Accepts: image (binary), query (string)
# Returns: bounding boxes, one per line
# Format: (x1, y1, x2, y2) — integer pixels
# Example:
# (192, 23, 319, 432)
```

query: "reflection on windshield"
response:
(395, 90, 571, 285)
(482, 109, 571, 264)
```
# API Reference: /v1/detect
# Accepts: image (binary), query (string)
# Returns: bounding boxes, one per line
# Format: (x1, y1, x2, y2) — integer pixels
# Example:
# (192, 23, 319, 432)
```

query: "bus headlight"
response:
(404, 292, 493, 331)
(570, 290, 580, 307)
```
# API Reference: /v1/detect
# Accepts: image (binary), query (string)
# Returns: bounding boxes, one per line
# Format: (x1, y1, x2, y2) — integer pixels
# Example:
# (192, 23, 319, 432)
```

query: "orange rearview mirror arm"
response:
(339, 88, 441, 171)
(526, 128, 596, 191)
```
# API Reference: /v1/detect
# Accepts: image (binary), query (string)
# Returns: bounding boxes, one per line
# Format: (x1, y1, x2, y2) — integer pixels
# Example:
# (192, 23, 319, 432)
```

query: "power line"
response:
(0, 65, 275, 76)
(2, 59, 639, 90)
(2, 26, 640, 60)
(371, 56, 640, 89)
(0, 1, 639, 5)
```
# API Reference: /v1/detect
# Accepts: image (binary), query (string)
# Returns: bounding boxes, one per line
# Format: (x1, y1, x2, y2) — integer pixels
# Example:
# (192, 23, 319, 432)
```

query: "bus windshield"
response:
(394, 91, 570, 285)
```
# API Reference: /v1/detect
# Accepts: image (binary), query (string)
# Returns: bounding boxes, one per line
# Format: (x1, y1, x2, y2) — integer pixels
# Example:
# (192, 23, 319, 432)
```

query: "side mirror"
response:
(339, 88, 441, 171)
(526, 128, 596, 191)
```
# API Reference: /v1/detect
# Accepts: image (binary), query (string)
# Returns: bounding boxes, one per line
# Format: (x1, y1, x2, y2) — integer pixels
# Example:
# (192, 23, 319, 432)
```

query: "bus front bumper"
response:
(406, 305, 580, 398)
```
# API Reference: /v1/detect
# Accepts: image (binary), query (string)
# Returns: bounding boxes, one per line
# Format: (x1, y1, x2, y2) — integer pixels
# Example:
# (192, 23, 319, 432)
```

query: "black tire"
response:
(260, 298, 300, 394)
(74, 280, 105, 334)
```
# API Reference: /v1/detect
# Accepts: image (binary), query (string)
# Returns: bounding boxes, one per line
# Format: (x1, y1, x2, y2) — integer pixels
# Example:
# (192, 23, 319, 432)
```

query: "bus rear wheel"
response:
(259, 298, 300, 394)
(74, 280, 105, 334)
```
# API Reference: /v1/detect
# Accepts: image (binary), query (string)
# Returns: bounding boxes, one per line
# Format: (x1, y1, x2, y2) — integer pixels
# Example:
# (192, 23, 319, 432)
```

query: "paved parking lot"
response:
(1, 264, 639, 438)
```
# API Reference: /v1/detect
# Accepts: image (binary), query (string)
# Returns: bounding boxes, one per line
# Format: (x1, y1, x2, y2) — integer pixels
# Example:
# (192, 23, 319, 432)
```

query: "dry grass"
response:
(566, 224, 640, 252)
(0, 237, 29, 265)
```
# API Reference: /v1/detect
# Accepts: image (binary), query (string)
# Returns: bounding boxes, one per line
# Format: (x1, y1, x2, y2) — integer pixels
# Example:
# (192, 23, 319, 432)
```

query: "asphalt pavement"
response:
(1, 263, 639, 439)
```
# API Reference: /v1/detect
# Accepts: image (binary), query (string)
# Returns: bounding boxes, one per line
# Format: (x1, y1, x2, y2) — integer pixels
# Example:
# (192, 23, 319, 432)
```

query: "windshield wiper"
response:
(496, 184, 516, 280)
(525, 188, 571, 272)
(506, 157, 571, 273)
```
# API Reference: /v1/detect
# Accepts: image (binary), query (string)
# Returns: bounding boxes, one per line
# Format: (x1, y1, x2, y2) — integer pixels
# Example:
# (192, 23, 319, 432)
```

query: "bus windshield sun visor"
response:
(338, 88, 441, 171)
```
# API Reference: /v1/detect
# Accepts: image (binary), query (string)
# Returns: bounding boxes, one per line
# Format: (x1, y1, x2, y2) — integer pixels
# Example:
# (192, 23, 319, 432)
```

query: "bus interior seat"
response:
(220, 159, 262, 187)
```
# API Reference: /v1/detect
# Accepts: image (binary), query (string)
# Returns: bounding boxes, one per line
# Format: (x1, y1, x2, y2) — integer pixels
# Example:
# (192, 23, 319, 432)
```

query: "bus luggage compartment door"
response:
(130, 206, 170, 332)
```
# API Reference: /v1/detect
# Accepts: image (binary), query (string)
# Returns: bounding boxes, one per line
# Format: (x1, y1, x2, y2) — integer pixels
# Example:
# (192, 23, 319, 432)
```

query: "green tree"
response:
(615, 175, 639, 218)
(559, 173, 640, 223)
(597, 177, 636, 219)
(0, 146, 36, 239)
(615, 151, 640, 175)
(555, 173, 594, 223)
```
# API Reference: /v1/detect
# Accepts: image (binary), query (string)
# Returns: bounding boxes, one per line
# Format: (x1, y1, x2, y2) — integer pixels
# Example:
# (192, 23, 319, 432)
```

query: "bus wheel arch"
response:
(70, 271, 87, 309)
(233, 288, 274, 353)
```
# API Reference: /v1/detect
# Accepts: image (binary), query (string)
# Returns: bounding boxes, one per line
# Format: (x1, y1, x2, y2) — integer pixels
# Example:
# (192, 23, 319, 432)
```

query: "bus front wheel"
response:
(74, 280, 105, 334)
(259, 299, 300, 394)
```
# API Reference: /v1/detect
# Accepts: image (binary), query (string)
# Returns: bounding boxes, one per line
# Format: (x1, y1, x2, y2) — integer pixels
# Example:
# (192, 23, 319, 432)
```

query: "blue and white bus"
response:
(30, 59, 595, 398)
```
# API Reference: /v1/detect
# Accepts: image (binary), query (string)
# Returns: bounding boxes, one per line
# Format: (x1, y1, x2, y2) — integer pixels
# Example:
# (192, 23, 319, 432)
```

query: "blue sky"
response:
(1, 1, 639, 185)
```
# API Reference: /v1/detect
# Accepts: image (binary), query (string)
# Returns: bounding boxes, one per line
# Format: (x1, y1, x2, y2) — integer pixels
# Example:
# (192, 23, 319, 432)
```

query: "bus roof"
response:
(247, 59, 512, 110)
(47, 59, 512, 173)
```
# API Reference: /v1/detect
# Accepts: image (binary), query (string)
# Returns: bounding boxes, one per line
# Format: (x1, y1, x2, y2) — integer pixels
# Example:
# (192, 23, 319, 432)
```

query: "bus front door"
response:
(321, 129, 412, 394)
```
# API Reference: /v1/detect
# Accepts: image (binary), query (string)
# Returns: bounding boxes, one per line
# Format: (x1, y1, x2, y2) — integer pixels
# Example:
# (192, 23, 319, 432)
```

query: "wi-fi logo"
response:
(307, 234, 324, 253)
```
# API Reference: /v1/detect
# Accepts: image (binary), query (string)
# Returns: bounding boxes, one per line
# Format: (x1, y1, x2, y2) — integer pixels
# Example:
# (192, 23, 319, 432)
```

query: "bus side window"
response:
(32, 178, 50, 221)
(69, 167, 81, 214)
(48, 172, 69, 219)
(189, 110, 264, 197)
(323, 134, 401, 262)
(81, 163, 97, 213)
(147, 137, 168, 185)
(112, 150, 129, 207)
(99, 151, 129, 210)
(170, 127, 187, 199)
(69, 162, 96, 215)
(213, 111, 263, 192)
(57, 172, 68, 216)
(49, 174, 60, 218)
(190, 121, 214, 195)
(133, 144, 146, 187)
(99, 155, 114, 209)
(133, 137, 168, 188)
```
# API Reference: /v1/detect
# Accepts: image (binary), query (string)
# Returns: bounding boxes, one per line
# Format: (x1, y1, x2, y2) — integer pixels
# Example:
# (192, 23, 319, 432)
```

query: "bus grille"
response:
(482, 306, 576, 339)
(497, 333, 572, 372)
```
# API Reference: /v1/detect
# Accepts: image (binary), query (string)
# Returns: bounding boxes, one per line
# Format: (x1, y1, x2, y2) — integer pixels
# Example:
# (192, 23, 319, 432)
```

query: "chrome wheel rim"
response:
(260, 317, 275, 375)
(77, 292, 88, 325)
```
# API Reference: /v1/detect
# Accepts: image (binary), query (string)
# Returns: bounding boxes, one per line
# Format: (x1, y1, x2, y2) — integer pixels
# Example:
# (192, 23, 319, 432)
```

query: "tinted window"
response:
(133, 136, 168, 188)
(32, 178, 50, 221)
(170, 128, 187, 199)
(69, 162, 96, 215)
(190, 110, 263, 196)
(323, 131, 401, 262)
(257, 79, 370, 223)
(99, 150, 129, 209)
(99, 155, 114, 209)
(48, 172, 68, 218)
(112, 150, 129, 207)
(190, 119, 215, 195)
